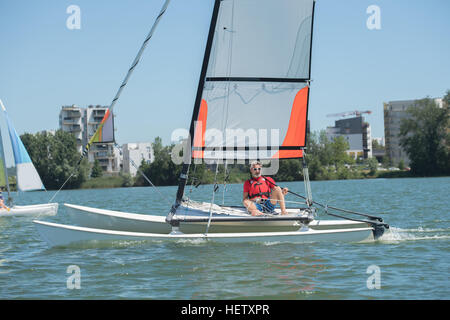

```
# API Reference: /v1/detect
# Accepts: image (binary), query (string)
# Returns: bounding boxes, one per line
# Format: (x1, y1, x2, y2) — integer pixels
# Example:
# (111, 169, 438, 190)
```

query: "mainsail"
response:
(0, 100, 45, 192)
(192, 0, 314, 161)
(176, 0, 315, 203)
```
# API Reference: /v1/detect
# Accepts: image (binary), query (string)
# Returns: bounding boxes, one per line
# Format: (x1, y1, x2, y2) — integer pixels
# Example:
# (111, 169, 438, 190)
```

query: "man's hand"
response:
(282, 187, 289, 195)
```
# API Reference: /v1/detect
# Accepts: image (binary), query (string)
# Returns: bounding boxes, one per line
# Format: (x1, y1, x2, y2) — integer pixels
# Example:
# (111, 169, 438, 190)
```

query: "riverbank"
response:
(74, 168, 423, 190)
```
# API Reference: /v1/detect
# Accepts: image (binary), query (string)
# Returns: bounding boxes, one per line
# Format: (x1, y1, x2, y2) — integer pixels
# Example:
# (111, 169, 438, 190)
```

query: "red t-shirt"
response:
(243, 176, 276, 199)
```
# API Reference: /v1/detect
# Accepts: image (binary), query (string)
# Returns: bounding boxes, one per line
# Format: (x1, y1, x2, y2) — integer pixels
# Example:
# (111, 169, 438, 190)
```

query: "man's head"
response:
(250, 160, 262, 178)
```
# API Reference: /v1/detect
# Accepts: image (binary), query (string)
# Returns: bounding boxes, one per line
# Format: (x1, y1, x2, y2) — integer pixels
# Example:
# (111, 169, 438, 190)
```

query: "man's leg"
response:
(243, 199, 263, 216)
(269, 186, 288, 215)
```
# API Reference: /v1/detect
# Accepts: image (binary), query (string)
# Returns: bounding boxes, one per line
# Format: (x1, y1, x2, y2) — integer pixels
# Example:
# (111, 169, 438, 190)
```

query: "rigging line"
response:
(48, 171, 76, 203)
(0, 105, 12, 205)
(114, 143, 172, 207)
(205, 162, 221, 235)
(49, 1, 171, 201)
(188, 163, 198, 195)
(222, 160, 228, 205)
(327, 211, 389, 229)
(80, 0, 171, 162)
(45, 130, 88, 204)
(218, 0, 235, 145)
(261, 175, 384, 221)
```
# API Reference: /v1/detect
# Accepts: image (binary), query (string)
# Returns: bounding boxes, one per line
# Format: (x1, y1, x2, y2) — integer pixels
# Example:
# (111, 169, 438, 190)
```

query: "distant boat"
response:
(0, 99, 58, 217)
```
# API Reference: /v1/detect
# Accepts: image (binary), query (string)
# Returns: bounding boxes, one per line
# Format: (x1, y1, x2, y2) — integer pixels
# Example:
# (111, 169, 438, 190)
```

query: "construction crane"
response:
(326, 110, 372, 118)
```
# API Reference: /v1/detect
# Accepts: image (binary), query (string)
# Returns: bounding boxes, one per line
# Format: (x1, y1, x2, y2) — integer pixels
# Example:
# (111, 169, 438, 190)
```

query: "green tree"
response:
(91, 159, 103, 178)
(135, 137, 181, 186)
(21, 130, 89, 189)
(381, 156, 390, 168)
(303, 130, 355, 180)
(366, 157, 378, 176)
(398, 159, 405, 170)
(273, 159, 302, 182)
(372, 139, 384, 150)
(444, 90, 450, 107)
(399, 96, 449, 176)
(330, 136, 352, 168)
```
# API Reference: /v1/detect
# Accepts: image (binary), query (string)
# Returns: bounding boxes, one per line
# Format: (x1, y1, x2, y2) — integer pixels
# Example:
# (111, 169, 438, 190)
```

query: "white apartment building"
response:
(122, 142, 154, 177)
(59, 104, 120, 174)
(59, 105, 84, 153)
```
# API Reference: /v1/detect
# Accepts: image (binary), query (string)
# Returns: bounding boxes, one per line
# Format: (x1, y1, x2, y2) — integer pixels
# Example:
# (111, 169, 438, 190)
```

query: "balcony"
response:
(95, 152, 115, 159)
(62, 118, 81, 124)
(70, 125, 82, 132)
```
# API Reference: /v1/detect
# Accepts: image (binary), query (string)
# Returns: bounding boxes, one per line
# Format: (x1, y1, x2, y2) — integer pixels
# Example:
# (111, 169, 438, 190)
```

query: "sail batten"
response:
(206, 77, 310, 83)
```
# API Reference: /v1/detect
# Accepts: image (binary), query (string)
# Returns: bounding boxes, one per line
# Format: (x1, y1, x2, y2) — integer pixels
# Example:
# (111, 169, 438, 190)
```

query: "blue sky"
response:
(1, 0, 449, 152)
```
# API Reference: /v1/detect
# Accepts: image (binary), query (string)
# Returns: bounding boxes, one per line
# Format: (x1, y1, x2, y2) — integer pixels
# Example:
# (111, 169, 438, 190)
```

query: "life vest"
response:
(247, 177, 273, 200)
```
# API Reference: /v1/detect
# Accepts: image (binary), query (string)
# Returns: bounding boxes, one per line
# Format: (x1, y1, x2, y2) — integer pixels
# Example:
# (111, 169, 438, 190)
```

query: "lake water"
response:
(0, 177, 448, 300)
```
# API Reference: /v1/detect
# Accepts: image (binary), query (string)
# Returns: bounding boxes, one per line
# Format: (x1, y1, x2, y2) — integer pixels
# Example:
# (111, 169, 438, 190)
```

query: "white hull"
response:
(0, 203, 58, 217)
(34, 220, 374, 247)
(65, 203, 371, 234)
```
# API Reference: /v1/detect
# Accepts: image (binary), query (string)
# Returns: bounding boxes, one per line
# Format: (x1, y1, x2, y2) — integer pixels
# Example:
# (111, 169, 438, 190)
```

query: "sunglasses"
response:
(252, 167, 262, 171)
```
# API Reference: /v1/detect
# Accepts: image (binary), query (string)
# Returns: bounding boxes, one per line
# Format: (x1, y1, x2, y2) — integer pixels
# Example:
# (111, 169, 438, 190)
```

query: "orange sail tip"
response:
(193, 99, 208, 159)
(272, 149, 304, 159)
(274, 86, 308, 159)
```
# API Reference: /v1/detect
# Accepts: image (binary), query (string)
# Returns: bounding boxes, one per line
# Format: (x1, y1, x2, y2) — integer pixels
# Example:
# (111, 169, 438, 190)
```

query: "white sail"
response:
(0, 99, 57, 218)
(0, 100, 45, 191)
(192, 0, 315, 161)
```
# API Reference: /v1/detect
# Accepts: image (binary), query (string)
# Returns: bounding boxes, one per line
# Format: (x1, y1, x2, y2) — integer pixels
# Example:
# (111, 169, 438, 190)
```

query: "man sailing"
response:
(243, 161, 288, 216)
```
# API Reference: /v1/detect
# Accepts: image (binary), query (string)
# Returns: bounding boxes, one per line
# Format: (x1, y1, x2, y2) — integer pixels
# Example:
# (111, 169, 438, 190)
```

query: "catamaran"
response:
(34, 0, 388, 247)
(0, 99, 58, 217)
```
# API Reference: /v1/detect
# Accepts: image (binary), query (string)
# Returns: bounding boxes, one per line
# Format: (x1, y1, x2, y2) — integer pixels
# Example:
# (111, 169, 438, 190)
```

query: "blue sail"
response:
(2, 107, 45, 191)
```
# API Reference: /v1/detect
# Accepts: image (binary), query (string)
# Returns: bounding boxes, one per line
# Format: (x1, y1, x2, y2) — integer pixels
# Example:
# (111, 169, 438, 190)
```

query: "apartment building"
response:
(59, 105, 84, 153)
(59, 105, 120, 174)
(122, 142, 154, 177)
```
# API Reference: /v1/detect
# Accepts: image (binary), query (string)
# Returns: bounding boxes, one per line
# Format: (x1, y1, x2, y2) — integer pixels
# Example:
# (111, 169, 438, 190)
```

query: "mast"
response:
(0, 100, 12, 205)
(80, 0, 171, 163)
(174, 0, 222, 206)
(302, 0, 316, 207)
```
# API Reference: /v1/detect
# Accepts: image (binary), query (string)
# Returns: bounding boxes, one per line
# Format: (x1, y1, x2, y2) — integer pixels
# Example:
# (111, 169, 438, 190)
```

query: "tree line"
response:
(134, 132, 371, 187)
(21, 131, 90, 189)
(18, 90, 448, 190)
